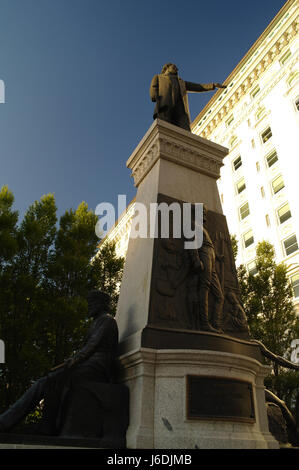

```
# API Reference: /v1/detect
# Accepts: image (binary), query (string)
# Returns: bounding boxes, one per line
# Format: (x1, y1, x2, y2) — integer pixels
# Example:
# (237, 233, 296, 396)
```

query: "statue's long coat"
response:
(150, 74, 215, 123)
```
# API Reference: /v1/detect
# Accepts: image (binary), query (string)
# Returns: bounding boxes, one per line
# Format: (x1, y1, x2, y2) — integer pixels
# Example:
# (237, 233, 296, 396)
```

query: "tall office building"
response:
(99, 0, 299, 311)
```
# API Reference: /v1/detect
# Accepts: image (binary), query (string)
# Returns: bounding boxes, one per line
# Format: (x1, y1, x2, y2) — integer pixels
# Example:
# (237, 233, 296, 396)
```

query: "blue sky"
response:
(0, 0, 287, 222)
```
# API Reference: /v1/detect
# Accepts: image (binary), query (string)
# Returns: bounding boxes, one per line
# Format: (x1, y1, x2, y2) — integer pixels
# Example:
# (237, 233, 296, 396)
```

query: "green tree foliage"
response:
(91, 240, 124, 315)
(237, 240, 299, 422)
(265, 371, 299, 427)
(0, 194, 58, 407)
(0, 186, 18, 267)
(0, 188, 124, 410)
(230, 234, 238, 262)
(238, 241, 299, 370)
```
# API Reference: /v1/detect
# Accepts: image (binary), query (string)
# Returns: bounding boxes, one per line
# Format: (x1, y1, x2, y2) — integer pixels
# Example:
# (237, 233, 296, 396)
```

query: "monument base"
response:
(119, 346, 279, 449)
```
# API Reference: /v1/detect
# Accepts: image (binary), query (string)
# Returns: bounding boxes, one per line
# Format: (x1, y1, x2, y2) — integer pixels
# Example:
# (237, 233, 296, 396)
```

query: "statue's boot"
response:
(198, 288, 220, 333)
(0, 377, 46, 432)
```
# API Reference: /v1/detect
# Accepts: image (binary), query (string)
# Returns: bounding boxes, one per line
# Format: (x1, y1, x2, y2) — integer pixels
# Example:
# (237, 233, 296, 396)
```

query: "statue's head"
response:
(161, 63, 178, 76)
(87, 290, 111, 318)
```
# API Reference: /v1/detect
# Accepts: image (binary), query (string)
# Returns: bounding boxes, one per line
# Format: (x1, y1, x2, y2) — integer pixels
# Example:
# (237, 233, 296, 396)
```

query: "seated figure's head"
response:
(161, 63, 178, 76)
(87, 290, 111, 318)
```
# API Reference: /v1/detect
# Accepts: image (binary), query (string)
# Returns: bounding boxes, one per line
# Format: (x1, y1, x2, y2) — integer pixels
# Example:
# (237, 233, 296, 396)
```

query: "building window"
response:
(261, 127, 272, 144)
(256, 106, 266, 121)
(230, 136, 238, 149)
(277, 203, 292, 224)
(236, 177, 246, 194)
(280, 49, 291, 66)
(261, 186, 265, 198)
(251, 139, 255, 149)
(272, 175, 285, 194)
(288, 72, 299, 88)
(226, 115, 234, 127)
(233, 155, 242, 171)
(266, 150, 278, 168)
(283, 235, 298, 256)
(251, 86, 260, 99)
(247, 260, 258, 276)
(239, 202, 250, 220)
(295, 97, 299, 112)
(265, 214, 271, 227)
(291, 273, 299, 298)
(256, 161, 260, 172)
(243, 230, 254, 248)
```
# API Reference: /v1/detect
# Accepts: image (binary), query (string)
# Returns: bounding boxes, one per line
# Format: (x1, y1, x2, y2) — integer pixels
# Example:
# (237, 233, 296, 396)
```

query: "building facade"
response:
(192, 0, 299, 312)
(99, 0, 299, 310)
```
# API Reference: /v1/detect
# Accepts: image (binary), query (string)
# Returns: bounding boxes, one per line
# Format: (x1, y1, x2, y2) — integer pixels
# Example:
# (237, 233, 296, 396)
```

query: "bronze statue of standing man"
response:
(150, 63, 226, 131)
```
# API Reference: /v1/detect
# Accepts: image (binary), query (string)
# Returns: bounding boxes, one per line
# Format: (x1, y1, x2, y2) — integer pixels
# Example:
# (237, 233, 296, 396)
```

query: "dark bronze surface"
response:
(148, 193, 250, 340)
(141, 325, 263, 361)
(150, 63, 226, 131)
(0, 291, 129, 445)
(186, 375, 255, 422)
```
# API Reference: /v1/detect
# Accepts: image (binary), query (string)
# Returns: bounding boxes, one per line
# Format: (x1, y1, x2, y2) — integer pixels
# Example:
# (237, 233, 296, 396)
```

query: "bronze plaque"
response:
(187, 376, 255, 422)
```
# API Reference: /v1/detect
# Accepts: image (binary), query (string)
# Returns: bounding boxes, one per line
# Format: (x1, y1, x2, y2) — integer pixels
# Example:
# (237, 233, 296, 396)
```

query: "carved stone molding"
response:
(127, 120, 228, 187)
(217, 48, 299, 145)
(194, 16, 299, 139)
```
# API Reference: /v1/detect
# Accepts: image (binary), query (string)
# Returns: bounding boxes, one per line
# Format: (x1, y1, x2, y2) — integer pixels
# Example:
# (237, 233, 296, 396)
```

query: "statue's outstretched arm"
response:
(185, 81, 226, 93)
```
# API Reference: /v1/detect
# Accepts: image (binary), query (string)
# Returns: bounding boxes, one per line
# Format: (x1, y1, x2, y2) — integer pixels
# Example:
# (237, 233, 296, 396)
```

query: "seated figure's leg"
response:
(0, 377, 47, 431)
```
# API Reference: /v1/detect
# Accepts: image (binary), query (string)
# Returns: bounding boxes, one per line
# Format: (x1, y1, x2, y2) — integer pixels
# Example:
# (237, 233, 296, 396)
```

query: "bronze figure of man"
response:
(150, 63, 226, 131)
(0, 291, 118, 435)
(188, 208, 224, 333)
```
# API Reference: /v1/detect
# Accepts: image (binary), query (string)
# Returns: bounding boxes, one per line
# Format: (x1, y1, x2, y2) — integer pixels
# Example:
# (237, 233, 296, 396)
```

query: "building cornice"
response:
(218, 48, 299, 145)
(192, 0, 299, 138)
(127, 119, 228, 187)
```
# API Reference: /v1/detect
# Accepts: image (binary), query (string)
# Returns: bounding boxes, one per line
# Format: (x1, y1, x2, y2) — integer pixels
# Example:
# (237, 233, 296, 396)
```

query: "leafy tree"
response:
(0, 193, 57, 407)
(236, 240, 299, 425)
(0, 188, 124, 411)
(90, 240, 124, 314)
(43, 202, 100, 365)
(238, 241, 299, 375)
(265, 371, 299, 427)
(0, 186, 19, 269)
(230, 234, 238, 262)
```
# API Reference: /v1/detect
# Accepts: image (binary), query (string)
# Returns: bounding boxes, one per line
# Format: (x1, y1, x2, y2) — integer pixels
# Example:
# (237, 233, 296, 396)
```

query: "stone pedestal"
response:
(116, 119, 227, 352)
(120, 346, 277, 449)
(115, 120, 278, 449)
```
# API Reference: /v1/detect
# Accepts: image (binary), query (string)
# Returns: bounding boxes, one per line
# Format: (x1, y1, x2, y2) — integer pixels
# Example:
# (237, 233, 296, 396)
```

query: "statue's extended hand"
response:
(214, 83, 227, 89)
